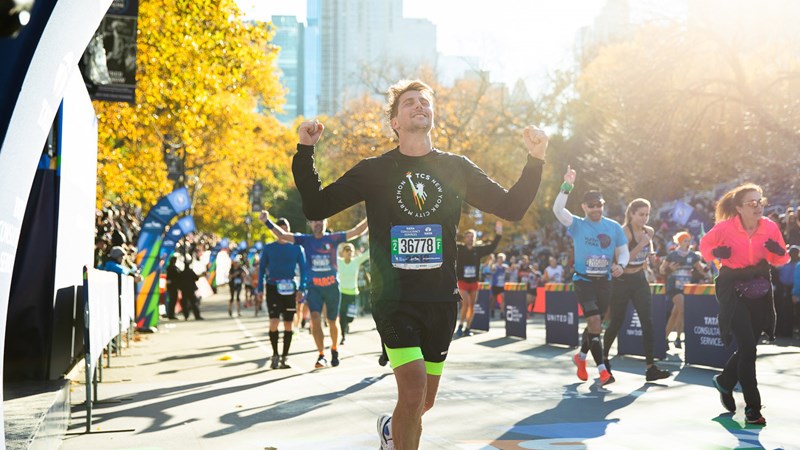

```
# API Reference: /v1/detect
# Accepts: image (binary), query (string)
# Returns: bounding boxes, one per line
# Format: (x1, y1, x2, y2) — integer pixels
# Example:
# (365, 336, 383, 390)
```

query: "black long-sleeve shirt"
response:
(293, 144, 543, 304)
(456, 234, 501, 282)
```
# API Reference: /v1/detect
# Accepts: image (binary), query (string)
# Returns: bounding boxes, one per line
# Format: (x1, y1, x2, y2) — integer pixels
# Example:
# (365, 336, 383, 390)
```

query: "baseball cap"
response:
(582, 190, 604, 204)
(110, 246, 125, 259)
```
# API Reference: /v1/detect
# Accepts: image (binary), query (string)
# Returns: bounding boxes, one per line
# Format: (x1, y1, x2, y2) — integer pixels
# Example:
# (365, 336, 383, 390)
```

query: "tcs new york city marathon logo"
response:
(395, 171, 444, 218)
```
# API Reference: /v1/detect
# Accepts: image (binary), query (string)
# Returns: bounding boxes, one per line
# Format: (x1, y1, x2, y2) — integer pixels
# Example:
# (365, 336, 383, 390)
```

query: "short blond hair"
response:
(385, 79, 435, 136)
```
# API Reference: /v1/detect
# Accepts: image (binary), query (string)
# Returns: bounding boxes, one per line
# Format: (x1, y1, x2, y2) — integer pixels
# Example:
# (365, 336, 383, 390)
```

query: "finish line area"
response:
(57, 293, 799, 450)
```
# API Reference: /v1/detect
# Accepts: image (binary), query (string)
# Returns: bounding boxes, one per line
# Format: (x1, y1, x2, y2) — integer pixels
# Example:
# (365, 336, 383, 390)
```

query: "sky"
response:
(236, 0, 610, 88)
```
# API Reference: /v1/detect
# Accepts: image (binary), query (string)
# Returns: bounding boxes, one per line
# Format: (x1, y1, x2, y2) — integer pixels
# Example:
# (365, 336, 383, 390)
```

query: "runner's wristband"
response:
(560, 182, 573, 194)
(265, 218, 276, 230)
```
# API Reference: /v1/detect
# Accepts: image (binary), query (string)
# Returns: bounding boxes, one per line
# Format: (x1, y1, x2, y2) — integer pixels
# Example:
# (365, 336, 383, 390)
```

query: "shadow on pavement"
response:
(65, 369, 303, 437)
(712, 412, 766, 449)
(478, 337, 524, 349)
(490, 382, 653, 447)
(204, 373, 392, 438)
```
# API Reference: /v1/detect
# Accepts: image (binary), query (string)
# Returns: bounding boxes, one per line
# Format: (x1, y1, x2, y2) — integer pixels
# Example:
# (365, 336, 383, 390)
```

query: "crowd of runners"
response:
(95, 77, 797, 449)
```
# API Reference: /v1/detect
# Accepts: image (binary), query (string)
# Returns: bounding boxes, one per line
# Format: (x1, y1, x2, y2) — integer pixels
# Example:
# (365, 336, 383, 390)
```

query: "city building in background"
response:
(303, 0, 321, 118)
(268, 0, 437, 120)
(318, 0, 436, 115)
(271, 16, 305, 124)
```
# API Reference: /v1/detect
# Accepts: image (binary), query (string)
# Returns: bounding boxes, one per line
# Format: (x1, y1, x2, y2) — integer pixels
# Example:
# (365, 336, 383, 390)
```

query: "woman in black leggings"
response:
(603, 198, 670, 381)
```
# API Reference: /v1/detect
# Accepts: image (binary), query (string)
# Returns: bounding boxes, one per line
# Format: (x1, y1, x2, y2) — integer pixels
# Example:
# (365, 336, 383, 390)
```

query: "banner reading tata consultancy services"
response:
(135, 188, 190, 329)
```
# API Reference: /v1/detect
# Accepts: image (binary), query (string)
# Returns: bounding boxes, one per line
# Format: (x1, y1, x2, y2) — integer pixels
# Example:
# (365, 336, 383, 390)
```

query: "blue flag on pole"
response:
(671, 200, 694, 226)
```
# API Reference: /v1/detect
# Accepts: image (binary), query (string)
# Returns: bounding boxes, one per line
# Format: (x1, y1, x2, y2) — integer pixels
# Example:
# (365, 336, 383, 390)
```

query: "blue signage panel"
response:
(471, 288, 491, 332)
(545, 289, 579, 347)
(684, 293, 736, 368)
(617, 293, 668, 360)
(504, 289, 527, 339)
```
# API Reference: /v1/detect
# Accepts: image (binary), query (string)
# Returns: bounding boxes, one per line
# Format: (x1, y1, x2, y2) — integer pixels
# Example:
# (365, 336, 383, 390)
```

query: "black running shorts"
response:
(372, 300, 458, 363)
(573, 278, 611, 318)
(266, 283, 297, 321)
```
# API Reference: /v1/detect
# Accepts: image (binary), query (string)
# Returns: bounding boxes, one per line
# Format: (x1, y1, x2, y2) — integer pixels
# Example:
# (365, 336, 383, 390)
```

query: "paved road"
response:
(61, 292, 800, 450)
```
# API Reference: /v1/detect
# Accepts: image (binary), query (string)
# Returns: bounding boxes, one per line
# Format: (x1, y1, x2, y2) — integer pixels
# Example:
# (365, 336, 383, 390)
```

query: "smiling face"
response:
(735, 189, 765, 224)
(390, 89, 434, 136)
(582, 200, 605, 222)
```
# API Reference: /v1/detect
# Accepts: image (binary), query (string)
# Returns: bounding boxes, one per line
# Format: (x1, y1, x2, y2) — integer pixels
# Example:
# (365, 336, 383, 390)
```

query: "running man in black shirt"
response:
(455, 221, 502, 337)
(292, 79, 548, 450)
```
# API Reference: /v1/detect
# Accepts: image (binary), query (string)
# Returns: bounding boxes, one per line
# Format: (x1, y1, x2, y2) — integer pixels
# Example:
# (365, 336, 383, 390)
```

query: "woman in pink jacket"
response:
(699, 183, 789, 426)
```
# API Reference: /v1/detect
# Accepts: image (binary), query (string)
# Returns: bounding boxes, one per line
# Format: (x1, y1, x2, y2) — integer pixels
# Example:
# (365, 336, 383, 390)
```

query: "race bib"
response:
(495, 273, 506, 286)
(311, 254, 332, 272)
(347, 302, 357, 318)
(276, 279, 295, 296)
(463, 265, 477, 278)
(391, 224, 443, 270)
(585, 255, 610, 276)
(674, 275, 691, 290)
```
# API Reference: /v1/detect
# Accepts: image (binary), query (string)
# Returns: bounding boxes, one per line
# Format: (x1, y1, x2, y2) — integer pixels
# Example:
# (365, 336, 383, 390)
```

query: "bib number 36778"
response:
(391, 224, 443, 270)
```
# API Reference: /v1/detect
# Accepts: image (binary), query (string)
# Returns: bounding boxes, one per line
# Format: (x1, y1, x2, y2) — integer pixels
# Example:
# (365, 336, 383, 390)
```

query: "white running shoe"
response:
(377, 413, 394, 449)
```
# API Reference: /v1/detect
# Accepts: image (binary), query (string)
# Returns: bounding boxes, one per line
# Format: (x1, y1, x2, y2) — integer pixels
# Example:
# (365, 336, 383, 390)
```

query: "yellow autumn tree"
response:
(95, 0, 295, 237)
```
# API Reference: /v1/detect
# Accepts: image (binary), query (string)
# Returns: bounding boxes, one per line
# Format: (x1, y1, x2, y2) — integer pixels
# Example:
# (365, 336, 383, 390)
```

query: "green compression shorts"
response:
(385, 346, 446, 376)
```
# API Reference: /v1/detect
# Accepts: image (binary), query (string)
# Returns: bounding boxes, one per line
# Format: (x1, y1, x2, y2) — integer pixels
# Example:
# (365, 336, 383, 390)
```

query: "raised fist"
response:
(522, 125, 548, 160)
(259, 210, 270, 224)
(495, 221, 503, 235)
(298, 120, 324, 146)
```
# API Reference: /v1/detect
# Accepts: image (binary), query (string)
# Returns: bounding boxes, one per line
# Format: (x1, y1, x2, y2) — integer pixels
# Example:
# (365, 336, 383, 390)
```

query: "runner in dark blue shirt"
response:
(256, 218, 307, 369)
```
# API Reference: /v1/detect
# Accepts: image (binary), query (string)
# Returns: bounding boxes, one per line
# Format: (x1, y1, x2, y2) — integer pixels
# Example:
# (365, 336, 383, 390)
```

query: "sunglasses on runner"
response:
(741, 198, 768, 208)
(586, 202, 604, 209)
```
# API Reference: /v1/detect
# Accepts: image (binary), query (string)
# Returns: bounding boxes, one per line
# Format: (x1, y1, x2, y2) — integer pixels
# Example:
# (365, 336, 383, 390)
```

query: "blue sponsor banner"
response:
(684, 289, 736, 368)
(135, 187, 191, 329)
(545, 287, 579, 347)
(617, 293, 668, 360)
(471, 287, 491, 332)
(159, 216, 195, 260)
(504, 289, 527, 339)
(135, 187, 191, 254)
